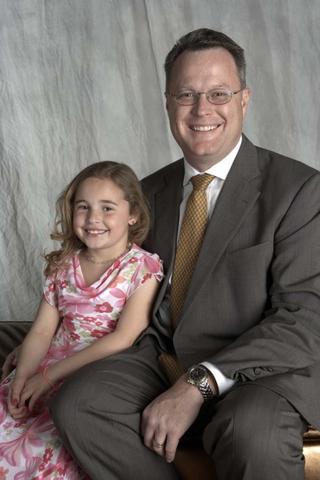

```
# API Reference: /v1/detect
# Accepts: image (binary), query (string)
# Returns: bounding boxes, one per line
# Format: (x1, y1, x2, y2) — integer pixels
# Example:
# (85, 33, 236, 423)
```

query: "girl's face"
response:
(73, 177, 137, 258)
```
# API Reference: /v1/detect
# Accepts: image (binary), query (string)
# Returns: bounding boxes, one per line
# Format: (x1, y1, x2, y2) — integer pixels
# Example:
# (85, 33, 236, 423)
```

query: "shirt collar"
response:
(183, 136, 242, 186)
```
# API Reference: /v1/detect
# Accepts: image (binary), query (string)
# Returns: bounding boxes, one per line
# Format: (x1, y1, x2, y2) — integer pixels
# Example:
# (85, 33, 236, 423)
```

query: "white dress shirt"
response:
(179, 136, 243, 395)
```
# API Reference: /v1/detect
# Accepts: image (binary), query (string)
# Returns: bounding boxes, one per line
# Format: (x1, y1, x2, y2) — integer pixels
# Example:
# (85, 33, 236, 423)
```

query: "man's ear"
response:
(241, 87, 251, 115)
(165, 97, 169, 111)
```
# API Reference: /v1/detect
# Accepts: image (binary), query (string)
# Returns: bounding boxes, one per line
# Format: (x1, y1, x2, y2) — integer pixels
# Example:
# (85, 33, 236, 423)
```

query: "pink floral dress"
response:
(0, 244, 163, 479)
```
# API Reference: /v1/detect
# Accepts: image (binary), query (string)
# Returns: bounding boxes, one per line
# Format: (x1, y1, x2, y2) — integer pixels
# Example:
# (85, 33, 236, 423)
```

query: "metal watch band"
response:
(197, 376, 216, 401)
(186, 365, 217, 401)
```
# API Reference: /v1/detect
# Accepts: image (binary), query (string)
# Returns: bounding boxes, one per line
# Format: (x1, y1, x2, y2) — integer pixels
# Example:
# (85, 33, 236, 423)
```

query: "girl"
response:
(0, 161, 163, 479)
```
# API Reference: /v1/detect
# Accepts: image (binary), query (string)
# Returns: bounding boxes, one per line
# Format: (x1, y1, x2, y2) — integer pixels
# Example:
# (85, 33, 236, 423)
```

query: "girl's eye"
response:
(103, 206, 113, 212)
(76, 204, 88, 210)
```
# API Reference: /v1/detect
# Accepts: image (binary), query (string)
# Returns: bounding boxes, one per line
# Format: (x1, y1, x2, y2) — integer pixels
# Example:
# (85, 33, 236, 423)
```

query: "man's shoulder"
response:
(251, 142, 318, 177)
(141, 158, 184, 190)
(243, 136, 320, 182)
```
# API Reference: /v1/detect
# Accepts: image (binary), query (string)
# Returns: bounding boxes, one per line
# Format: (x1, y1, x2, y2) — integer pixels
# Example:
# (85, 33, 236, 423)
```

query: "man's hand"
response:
(141, 374, 204, 463)
(1, 345, 21, 380)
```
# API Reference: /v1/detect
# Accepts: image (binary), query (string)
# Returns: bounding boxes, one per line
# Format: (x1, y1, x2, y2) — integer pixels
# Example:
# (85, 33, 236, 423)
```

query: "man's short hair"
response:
(164, 28, 246, 90)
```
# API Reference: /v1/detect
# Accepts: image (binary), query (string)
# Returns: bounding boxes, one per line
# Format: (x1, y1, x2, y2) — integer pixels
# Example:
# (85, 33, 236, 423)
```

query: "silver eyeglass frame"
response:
(165, 88, 244, 106)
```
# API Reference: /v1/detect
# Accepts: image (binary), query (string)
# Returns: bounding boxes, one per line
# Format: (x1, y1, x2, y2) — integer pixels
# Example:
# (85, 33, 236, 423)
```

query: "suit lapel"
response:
(176, 137, 262, 323)
(148, 161, 184, 326)
(150, 160, 184, 269)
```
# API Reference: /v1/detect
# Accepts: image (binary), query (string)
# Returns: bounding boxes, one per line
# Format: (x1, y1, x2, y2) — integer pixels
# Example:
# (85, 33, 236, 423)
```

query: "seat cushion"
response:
(0, 321, 31, 369)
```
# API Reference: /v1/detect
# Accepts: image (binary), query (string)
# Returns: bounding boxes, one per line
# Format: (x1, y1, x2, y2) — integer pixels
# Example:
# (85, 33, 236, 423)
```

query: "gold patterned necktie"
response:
(170, 173, 214, 326)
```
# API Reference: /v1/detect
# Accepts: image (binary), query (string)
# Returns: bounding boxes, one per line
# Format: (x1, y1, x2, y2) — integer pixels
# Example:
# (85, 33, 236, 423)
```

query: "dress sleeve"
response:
(43, 273, 59, 308)
(127, 253, 164, 298)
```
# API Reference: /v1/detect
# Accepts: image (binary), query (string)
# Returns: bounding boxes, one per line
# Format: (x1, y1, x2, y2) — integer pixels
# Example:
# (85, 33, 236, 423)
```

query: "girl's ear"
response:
(128, 217, 137, 226)
(128, 208, 139, 226)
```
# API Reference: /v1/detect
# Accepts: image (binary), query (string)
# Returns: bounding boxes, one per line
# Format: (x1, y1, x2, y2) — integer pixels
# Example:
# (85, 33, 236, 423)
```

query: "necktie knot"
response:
(191, 173, 214, 191)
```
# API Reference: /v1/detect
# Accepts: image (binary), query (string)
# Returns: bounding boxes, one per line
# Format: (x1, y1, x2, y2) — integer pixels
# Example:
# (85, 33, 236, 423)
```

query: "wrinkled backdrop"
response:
(1, 0, 320, 322)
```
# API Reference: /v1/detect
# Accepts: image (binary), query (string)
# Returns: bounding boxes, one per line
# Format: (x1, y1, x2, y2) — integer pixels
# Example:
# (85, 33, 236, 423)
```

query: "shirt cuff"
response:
(201, 361, 235, 396)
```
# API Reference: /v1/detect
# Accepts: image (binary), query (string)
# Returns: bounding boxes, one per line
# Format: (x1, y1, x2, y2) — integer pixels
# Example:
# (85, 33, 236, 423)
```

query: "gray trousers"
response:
(51, 336, 307, 480)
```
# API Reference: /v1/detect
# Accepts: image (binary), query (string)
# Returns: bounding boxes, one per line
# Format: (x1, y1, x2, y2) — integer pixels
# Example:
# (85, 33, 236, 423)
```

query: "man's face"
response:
(166, 48, 250, 171)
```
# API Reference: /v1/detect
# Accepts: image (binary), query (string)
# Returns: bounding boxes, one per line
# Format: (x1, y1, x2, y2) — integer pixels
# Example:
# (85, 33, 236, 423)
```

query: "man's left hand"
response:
(141, 374, 204, 463)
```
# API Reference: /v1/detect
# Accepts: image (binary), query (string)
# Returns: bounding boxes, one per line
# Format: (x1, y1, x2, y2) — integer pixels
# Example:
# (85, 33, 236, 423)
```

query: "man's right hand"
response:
(141, 374, 204, 463)
(1, 345, 21, 380)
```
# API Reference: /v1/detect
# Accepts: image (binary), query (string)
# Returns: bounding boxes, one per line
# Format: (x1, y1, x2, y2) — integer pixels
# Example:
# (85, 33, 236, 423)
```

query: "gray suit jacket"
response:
(141, 135, 320, 429)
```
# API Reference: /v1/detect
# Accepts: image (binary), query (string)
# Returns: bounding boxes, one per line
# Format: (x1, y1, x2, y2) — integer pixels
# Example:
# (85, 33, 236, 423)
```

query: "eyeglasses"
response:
(165, 88, 244, 106)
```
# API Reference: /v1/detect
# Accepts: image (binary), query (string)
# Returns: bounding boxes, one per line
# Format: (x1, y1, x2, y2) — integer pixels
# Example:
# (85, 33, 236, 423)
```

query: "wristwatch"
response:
(186, 364, 217, 401)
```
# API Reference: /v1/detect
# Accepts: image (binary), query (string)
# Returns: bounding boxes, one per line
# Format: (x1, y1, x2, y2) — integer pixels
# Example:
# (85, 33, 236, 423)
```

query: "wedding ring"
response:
(153, 441, 165, 448)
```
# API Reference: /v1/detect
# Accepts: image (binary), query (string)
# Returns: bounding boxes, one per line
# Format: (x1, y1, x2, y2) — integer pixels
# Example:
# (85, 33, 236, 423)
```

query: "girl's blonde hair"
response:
(44, 161, 150, 276)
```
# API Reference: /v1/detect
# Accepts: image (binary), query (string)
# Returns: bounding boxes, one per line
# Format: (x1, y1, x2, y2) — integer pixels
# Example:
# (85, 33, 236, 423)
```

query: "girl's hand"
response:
(19, 371, 52, 412)
(1, 345, 21, 380)
(8, 375, 28, 419)
(7, 401, 28, 419)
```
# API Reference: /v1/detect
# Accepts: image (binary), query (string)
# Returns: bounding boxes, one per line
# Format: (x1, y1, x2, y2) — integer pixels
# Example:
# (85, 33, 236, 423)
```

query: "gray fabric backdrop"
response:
(1, 0, 319, 323)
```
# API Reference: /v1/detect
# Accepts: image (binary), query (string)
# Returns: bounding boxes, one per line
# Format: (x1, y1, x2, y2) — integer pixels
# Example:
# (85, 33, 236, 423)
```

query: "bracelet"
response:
(40, 366, 54, 388)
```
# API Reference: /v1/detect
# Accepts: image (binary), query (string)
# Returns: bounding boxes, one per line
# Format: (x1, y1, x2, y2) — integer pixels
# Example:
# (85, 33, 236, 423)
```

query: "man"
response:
(49, 29, 320, 479)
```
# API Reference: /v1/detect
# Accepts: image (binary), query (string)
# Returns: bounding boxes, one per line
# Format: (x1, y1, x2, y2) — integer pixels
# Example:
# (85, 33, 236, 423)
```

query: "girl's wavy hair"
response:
(44, 161, 150, 276)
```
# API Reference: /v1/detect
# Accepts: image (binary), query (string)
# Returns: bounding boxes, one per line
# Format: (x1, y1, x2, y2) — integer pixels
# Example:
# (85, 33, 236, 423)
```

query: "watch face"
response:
(190, 366, 207, 385)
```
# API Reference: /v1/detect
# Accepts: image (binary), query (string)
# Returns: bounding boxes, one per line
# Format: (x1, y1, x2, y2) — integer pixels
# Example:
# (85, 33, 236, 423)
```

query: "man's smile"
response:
(190, 124, 222, 132)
